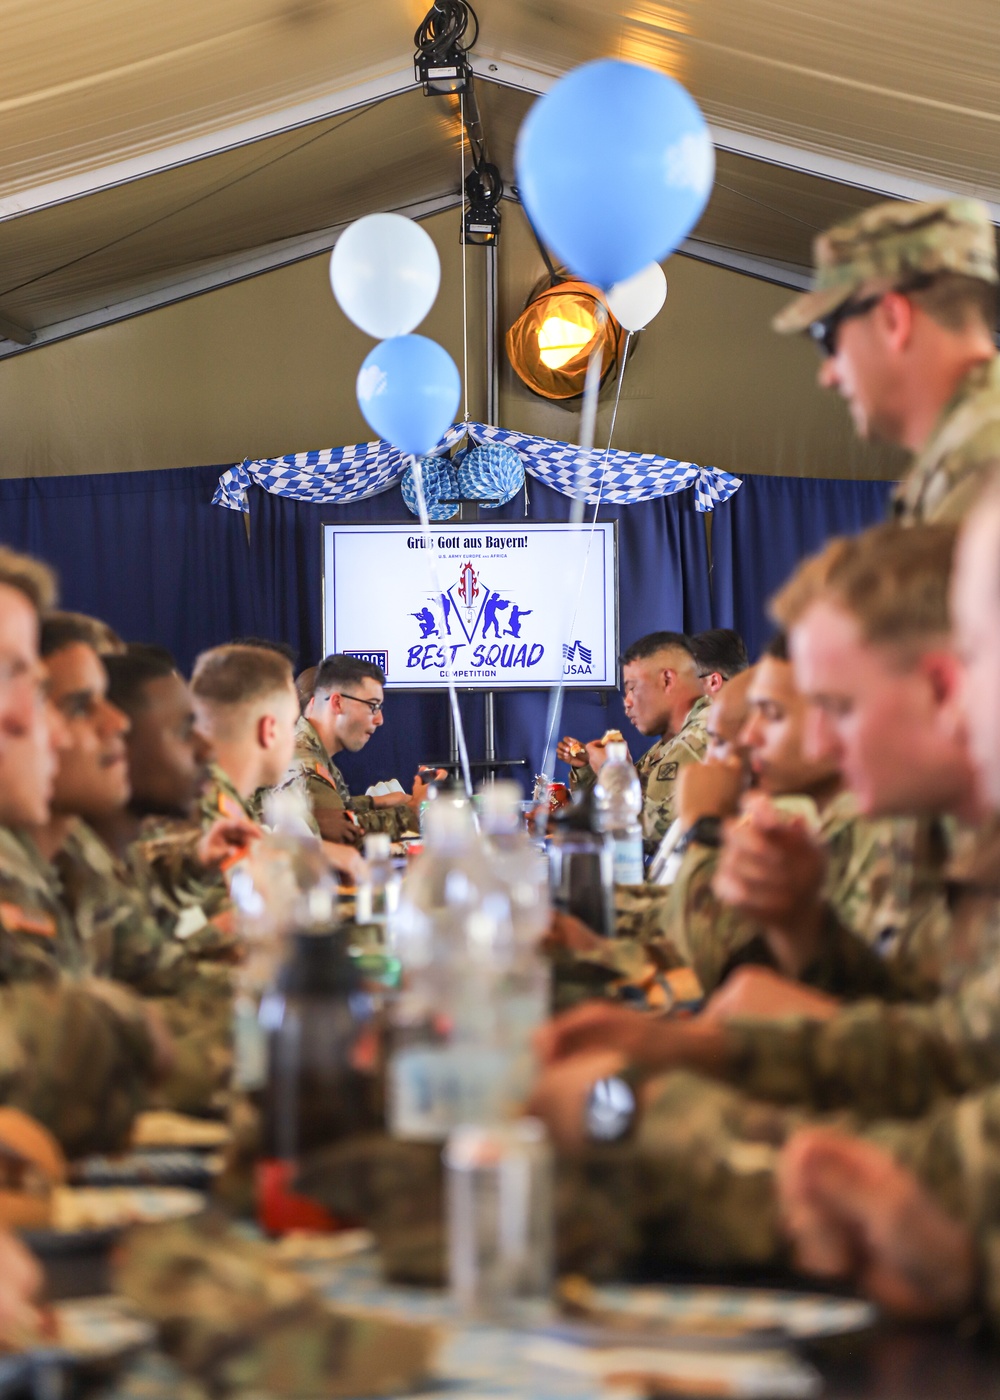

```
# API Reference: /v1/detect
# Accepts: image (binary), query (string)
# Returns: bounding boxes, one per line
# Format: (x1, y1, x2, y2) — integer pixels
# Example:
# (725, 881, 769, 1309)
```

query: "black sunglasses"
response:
(809, 274, 937, 358)
(808, 292, 885, 358)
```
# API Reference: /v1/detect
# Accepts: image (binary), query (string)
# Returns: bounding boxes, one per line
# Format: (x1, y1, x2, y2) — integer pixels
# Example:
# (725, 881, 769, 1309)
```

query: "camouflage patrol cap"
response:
(773, 197, 998, 335)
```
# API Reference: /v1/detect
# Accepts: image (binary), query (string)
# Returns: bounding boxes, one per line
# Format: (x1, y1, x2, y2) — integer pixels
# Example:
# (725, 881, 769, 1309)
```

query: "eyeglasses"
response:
(339, 692, 383, 716)
(808, 292, 885, 357)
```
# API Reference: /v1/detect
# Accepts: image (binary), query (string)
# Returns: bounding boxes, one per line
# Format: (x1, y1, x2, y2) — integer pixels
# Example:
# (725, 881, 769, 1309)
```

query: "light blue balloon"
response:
(356, 335, 461, 457)
(515, 59, 714, 290)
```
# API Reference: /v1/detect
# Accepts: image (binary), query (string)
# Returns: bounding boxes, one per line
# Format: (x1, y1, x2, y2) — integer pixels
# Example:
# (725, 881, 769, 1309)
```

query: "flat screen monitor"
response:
(322, 521, 619, 690)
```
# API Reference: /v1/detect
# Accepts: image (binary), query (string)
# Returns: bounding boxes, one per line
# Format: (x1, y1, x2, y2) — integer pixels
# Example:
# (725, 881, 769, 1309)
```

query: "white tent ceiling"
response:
(0, 0, 996, 353)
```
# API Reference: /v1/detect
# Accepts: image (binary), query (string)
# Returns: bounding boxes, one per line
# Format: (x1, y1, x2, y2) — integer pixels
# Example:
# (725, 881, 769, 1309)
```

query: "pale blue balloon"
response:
(356, 335, 461, 458)
(515, 59, 714, 290)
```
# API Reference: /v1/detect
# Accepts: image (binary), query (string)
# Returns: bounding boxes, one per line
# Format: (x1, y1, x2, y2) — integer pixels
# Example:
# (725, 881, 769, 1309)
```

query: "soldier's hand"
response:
(527, 1050, 626, 1152)
(322, 840, 369, 884)
(713, 802, 827, 973)
(542, 910, 607, 956)
(556, 737, 589, 769)
(315, 807, 363, 848)
(778, 1128, 976, 1320)
(0, 1230, 48, 1349)
(535, 1002, 659, 1066)
(677, 757, 744, 829)
(197, 816, 260, 870)
(410, 768, 447, 808)
(372, 791, 408, 808)
(585, 739, 616, 774)
(701, 967, 841, 1025)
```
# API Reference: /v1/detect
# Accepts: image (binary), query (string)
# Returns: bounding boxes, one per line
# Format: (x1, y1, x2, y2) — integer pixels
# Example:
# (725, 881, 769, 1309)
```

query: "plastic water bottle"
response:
(478, 782, 549, 947)
(594, 742, 644, 885)
(387, 801, 519, 1142)
(477, 782, 551, 1104)
(355, 832, 401, 937)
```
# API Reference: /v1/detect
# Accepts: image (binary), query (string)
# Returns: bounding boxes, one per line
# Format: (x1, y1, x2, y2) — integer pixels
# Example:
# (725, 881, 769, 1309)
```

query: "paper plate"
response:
(23, 1187, 206, 1245)
(561, 1280, 876, 1340)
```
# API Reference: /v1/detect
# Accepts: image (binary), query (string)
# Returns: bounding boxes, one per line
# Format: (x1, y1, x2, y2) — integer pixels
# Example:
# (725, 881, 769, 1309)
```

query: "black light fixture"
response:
(463, 161, 502, 246)
(414, 1, 477, 96)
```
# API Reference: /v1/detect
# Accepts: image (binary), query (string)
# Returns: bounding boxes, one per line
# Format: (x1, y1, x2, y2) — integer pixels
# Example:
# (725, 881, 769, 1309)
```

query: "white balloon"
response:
(329, 213, 441, 339)
(606, 261, 668, 332)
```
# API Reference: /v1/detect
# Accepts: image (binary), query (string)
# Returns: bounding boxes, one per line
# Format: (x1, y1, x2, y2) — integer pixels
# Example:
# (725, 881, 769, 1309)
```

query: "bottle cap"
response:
(605, 742, 628, 763)
(363, 833, 391, 860)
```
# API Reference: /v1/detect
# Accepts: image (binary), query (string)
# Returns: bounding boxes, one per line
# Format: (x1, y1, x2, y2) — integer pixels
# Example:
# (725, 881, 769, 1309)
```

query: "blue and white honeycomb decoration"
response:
(456, 442, 525, 508)
(401, 455, 460, 521)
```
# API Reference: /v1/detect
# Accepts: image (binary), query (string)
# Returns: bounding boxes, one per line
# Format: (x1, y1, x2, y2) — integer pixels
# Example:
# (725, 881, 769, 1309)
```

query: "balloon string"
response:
(538, 306, 610, 793)
(409, 455, 475, 797)
(460, 93, 470, 424)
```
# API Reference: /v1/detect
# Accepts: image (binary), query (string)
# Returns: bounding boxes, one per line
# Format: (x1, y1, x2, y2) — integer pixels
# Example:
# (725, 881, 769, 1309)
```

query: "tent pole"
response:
(485, 242, 499, 425)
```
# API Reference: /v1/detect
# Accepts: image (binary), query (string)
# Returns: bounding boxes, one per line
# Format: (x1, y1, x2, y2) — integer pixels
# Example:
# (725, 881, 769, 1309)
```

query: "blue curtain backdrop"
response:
(0, 465, 255, 661)
(0, 464, 893, 796)
(0, 465, 710, 794)
(709, 473, 895, 661)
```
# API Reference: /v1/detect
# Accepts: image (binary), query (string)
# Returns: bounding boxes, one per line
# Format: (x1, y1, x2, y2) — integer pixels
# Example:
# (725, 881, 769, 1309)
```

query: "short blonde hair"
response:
(192, 644, 294, 710)
(770, 523, 957, 647)
(0, 546, 57, 615)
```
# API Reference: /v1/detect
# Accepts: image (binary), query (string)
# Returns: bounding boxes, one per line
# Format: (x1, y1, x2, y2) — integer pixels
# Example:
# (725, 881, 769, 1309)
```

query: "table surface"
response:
(72, 1248, 1000, 1400)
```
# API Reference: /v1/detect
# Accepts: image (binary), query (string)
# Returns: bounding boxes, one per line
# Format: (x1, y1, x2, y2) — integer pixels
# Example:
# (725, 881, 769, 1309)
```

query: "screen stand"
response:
(434, 497, 528, 789)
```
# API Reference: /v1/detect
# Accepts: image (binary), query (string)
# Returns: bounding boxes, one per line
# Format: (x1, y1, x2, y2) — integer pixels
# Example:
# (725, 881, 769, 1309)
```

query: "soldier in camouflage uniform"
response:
(773, 197, 1000, 524)
(525, 522, 1000, 1293)
(533, 525, 989, 1115)
(191, 643, 300, 831)
(0, 551, 168, 1153)
(564, 646, 908, 1002)
(559, 631, 710, 852)
(770, 463, 1000, 1326)
(276, 654, 425, 844)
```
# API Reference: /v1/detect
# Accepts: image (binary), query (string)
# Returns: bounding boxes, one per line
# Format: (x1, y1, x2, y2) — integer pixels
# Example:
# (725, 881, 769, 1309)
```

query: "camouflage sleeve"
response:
(0, 979, 157, 1156)
(641, 739, 706, 850)
(299, 767, 346, 822)
(350, 803, 419, 839)
(570, 764, 597, 795)
(149, 968, 234, 1117)
(614, 883, 669, 940)
(721, 958, 1000, 1118)
(558, 1071, 795, 1276)
(925, 420, 1000, 525)
(126, 839, 238, 975)
(666, 844, 770, 994)
(786, 907, 915, 1002)
(665, 834, 922, 1002)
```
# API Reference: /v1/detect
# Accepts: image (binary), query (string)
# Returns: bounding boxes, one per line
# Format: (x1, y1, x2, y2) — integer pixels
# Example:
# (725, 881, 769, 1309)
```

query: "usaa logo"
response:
(345, 649, 389, 677)
(562, 640, 594, 676)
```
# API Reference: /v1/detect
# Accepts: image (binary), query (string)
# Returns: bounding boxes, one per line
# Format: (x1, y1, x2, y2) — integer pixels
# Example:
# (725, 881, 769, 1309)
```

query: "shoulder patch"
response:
(656, 761, 679, 783)
(0, 902, 57, 938)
